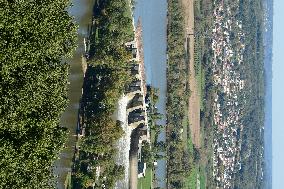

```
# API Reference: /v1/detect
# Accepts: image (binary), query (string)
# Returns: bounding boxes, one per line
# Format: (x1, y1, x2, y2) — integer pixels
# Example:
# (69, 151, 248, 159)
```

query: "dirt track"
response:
(129, 129, 139, 189)
(181, 0, 201, 148)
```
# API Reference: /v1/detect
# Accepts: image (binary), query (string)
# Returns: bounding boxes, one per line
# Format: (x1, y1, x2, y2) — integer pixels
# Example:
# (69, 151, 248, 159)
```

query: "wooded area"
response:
(0, 1, 76, 188)
(234, 0, 265, 188)
(0, 0, 267, 188)
(166, 0, 195, 188)
(71, 0, 134, 188)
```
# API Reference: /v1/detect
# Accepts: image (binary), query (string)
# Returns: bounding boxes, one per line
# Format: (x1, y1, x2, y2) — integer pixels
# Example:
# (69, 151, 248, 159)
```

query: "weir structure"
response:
(124, 20, 151, 189)
(74, 19, 150, 189)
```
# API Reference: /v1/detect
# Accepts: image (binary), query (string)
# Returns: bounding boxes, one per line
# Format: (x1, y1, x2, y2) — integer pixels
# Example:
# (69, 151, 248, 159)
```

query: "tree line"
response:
(71, 0, 134, 188)
(0, 0, 76, 188)
(166, 0, 196, 188)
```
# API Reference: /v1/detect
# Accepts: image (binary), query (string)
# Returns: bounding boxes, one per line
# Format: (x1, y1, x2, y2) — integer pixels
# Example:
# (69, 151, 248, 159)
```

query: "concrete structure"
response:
(127, 21, 151, 189)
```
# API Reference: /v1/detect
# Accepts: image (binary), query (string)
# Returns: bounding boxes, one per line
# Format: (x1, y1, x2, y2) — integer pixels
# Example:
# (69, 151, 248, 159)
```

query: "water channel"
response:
(134, 0, 168, 187)
(55, 1, 94, 188)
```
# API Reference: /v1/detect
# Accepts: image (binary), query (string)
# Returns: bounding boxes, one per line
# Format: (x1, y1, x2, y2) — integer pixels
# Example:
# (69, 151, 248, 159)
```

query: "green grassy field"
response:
(186, 166, 197, 189)
(138, 168, 152, 189)
(196, 63, 205, 111)
(185, 164, 206, 189)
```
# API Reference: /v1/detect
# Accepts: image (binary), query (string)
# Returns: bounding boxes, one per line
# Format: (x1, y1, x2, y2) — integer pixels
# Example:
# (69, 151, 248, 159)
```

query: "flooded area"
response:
(134, 0, 168, 187)
(54, 1, 94, 188)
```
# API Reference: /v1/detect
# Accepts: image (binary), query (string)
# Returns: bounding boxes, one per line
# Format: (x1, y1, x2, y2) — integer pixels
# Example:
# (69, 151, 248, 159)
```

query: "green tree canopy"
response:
(0, 0, 76, 188)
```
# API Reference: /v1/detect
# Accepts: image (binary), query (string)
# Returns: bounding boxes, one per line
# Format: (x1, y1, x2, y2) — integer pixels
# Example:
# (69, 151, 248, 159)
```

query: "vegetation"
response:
(71, 0, 134, 188)
(138, 168, 152, 189)
(166, 0, 204, 188)
(0, 1, 76, 188)
(193, 0, 216, 188)
(167, 0, 265, 188)
(166, 0, 197, 188)
(139, 86, 166, 189)
(233, 0, 265, 188)
(147, 86, 166, 161)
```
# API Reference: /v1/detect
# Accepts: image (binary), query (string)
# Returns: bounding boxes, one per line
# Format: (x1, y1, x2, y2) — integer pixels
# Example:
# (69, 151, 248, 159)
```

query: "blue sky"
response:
(273, 0, 284, 188)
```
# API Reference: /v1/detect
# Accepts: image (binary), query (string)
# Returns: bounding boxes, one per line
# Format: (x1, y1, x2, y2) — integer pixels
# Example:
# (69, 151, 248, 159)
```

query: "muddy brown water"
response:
(54, 1, 94, 188)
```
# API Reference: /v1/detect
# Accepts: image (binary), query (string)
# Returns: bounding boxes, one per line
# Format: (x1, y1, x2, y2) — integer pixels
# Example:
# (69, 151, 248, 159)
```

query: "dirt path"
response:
(129, 129, 139, 189)
(181, 0, 201, 148)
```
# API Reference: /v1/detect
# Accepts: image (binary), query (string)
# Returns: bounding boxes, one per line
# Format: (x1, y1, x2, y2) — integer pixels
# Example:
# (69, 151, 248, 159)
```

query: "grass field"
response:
(186, 166, 197, 189)
(199, 164, 206, 189)
(185, 164, 206, 189)
(196, 63, 205, 111)
(138, 168, 152, 189)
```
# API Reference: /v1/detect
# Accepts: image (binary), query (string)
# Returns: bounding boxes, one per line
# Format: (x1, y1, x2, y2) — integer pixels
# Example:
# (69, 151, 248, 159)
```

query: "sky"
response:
(273, 0, 284, 188)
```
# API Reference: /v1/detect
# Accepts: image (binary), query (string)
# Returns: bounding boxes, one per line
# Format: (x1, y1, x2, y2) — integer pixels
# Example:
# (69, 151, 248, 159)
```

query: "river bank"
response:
(69, 0, 154, 188)
(55, 1, 95, 188)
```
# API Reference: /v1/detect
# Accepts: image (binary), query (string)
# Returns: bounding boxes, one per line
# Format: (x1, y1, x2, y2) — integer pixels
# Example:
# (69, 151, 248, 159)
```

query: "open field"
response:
(166, 0, 204, 187)
(138, 168, 152, 189)
(181, 0, 201, 149)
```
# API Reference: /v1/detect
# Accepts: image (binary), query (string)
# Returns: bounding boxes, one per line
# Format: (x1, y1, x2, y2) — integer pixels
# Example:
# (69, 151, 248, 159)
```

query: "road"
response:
(129, 129, 139, 189)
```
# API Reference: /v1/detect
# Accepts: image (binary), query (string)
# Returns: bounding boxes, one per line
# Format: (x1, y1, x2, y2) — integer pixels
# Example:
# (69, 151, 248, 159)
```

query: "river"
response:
(55, 1, 94, 189)
(55, 0, 168, 188)
(134, 0, 168, 188)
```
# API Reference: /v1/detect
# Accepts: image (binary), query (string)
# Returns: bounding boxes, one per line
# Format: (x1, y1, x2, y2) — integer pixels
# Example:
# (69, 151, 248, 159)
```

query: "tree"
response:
(72, 0, 134, 187)
(0, 0, 76, 188)
(141, 141, 154, 165)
